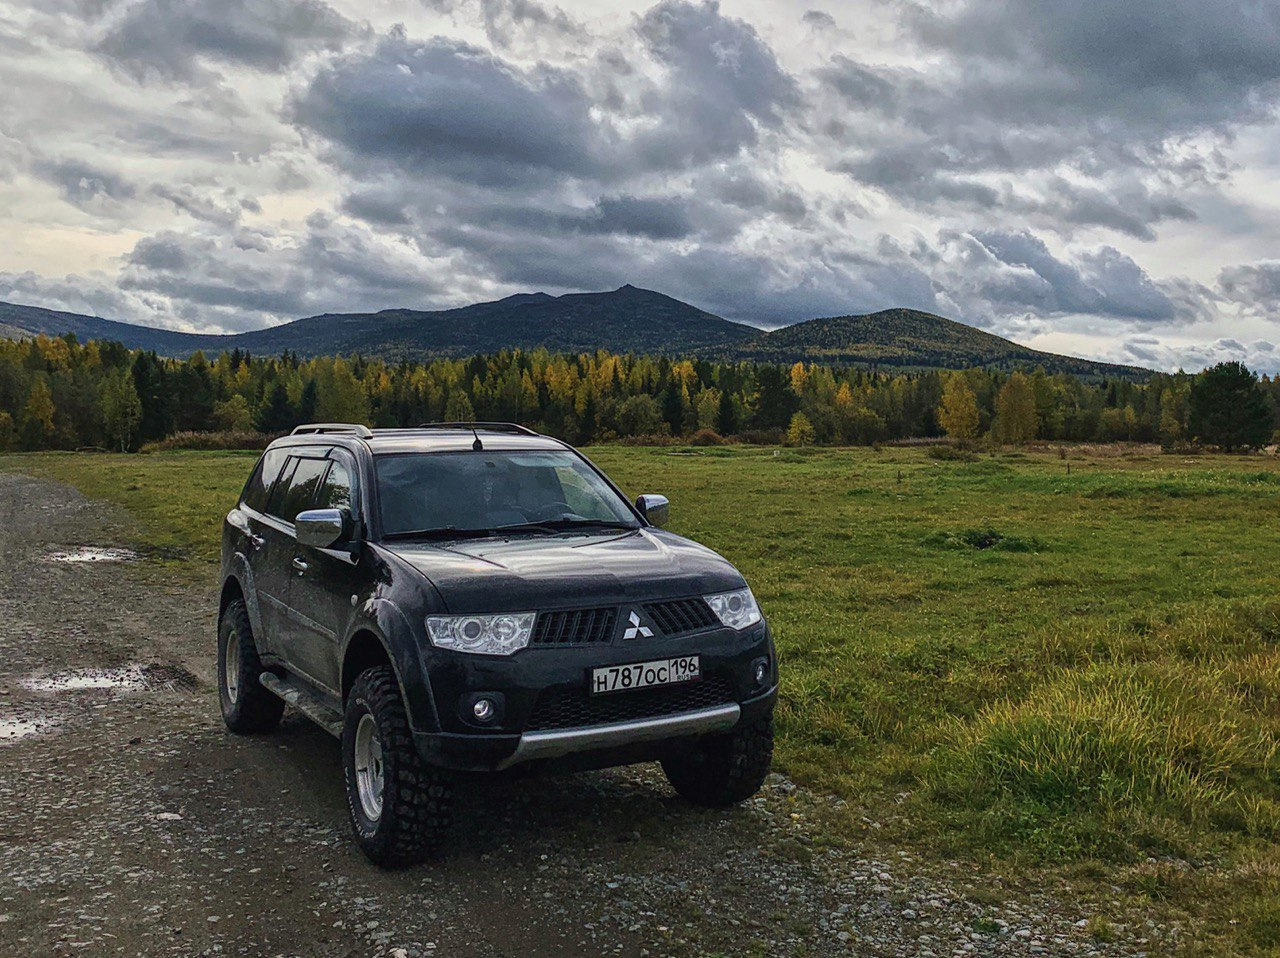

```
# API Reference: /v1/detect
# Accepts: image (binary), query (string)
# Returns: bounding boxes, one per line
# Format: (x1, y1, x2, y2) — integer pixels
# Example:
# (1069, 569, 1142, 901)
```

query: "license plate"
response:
(590, 656, 700, 695)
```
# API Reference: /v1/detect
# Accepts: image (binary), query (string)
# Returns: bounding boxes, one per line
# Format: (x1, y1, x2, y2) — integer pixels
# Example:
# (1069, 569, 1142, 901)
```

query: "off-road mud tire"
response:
(217, 598, 284, 734)
(342, 665, 453, 867)
(661, 710, 774, 807)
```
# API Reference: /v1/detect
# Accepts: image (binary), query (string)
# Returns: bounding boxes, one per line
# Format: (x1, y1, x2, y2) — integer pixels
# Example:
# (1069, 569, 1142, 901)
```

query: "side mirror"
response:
(296, 507, 351, 549)
(635, 494, 670, 528)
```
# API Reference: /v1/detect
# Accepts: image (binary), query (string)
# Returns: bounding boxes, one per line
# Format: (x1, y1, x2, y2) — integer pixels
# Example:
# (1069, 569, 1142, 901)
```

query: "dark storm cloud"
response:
(116, 218, 448, 328)
(95, 0, 358, 82)
(427, 212, 938, 326)
(966, 230, 1177, 321)
(2, 0, 1269, 356)
(291, 29, 603, 185)
(292, 3, 798, 188)
(897, 229, 1198, 328)
(908, 0, 1280, 132)
(628, 0, 798, 169)
(1219, 261, 1280, 312)
(801, 10, 836, 32)
(151, 184, 259, 227)
(0, 269, 163, 327)
(816, 0, 1280, 235)
(32, 157, 137, 206)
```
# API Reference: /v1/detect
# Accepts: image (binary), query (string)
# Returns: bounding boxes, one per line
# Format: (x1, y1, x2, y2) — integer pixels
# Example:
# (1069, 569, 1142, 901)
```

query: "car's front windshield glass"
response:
(375, 450, 639, 538)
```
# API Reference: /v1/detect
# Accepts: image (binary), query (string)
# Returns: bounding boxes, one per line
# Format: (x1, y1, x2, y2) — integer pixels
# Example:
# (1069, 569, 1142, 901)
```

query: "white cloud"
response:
(0, 0, 1275, 370)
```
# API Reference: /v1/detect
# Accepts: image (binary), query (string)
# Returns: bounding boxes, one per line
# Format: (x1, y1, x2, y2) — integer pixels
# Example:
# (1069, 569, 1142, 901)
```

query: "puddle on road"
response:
(46, 547, 141, 564)
(20, 663, 198, 694)
(21, 666, 149, 693)
(0, 715, 56, 743)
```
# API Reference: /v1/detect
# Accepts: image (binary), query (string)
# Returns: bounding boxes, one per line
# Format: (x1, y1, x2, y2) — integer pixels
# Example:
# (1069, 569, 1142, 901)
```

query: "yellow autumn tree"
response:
(937, 374, 981, 445)
(786, 411, 815, 446)
(991, 372, 1038, 445)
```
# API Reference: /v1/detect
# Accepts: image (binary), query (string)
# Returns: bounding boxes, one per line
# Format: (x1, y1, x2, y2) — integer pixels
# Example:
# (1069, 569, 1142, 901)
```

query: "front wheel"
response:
(661, 710, 774, 807)
(342, 665, 453, 867)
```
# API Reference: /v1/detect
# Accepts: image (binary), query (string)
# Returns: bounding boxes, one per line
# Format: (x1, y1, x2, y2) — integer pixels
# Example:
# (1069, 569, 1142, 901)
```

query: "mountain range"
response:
(0, 286, 1149, 380)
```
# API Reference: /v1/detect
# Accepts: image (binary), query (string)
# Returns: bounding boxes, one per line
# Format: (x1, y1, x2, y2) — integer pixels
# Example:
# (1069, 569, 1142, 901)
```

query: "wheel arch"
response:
(219, 574, 246, 617)
(220, 553, 265, 643)
(340, 601, 439, 734)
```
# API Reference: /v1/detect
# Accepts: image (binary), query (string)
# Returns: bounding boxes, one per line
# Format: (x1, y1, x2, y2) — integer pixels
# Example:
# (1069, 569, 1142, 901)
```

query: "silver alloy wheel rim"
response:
(224, 629, 240, 704)
(354, 713, 385, 822)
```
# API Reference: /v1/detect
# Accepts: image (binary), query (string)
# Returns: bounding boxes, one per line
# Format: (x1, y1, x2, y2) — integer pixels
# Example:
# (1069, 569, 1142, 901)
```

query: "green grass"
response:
(5, 443, 1280, 953)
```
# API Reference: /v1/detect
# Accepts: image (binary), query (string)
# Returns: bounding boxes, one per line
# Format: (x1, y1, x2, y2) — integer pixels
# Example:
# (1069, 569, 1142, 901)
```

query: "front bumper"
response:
(494, 701, 741, 770)
(412, 620, 777, 771)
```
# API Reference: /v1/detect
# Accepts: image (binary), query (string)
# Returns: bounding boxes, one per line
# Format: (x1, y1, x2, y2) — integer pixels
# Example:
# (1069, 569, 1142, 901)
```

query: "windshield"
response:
(375, 450, 639, 538)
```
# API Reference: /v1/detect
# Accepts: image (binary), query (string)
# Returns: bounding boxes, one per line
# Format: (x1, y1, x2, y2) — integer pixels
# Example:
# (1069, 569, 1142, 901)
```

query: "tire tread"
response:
(219, 598, 284, 734)
(345, 665, 452, 867)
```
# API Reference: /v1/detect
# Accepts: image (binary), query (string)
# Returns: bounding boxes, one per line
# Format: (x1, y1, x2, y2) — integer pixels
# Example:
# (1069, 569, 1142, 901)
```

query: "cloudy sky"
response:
(1, 0, 1279, 371)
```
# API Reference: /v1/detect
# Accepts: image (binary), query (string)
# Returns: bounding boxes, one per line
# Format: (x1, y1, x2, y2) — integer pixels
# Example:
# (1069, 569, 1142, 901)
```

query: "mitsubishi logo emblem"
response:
(622, 610, 653, 640)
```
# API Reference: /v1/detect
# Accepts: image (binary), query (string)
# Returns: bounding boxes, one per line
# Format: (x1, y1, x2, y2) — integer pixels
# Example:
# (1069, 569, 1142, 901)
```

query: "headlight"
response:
(425, 612, 535, 655)
(703, 588, 762, 630)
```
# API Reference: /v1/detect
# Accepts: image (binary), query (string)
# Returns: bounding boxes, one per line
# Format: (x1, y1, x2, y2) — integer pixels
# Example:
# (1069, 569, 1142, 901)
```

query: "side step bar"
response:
(259, 672, 343, 738)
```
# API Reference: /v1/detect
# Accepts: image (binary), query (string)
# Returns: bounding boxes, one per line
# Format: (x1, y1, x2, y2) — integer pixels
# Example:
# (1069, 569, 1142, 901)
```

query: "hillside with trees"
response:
(0, 334, 1274, 453)
(739, 308, 1149, 380)
(0, 288, 1147, 380)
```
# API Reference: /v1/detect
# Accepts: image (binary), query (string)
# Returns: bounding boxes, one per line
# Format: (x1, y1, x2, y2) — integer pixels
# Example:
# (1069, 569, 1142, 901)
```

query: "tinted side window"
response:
(275, 458, 329, 523)
(316, 460, 353, 510)
(242, 448, 287, 512)
(264, 457, 299, 519)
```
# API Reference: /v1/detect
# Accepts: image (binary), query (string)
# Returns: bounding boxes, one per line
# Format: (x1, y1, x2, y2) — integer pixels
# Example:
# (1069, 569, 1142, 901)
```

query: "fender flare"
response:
(341, 598, 440, 734)
(222, 555, 265, 647)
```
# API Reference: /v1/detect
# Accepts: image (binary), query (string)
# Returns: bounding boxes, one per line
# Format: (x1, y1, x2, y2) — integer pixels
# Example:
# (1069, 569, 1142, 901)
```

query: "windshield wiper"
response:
(384, 518, 640, 541)
(534, 518, 640, 531)
(383, 526, 497, 541)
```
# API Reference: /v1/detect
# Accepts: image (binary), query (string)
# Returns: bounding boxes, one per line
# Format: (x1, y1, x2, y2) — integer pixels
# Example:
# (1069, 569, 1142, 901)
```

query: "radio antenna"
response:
(470, 425, 483, 451)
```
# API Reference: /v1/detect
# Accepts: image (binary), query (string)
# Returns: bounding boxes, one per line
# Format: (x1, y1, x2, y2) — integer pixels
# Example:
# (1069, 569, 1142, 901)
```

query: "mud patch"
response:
(21, 662, 199, 693)
(0, 714, 56, 742)
(46, 546, 140, 564)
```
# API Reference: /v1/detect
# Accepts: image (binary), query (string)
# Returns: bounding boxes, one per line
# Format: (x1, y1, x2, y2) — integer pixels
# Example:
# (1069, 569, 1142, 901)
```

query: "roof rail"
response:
(415, 422, 541, 437)
(291, 423, 374, 439)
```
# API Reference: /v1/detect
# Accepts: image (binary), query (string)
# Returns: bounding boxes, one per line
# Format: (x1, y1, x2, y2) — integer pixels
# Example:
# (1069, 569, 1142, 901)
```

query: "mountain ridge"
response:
(0, 287, 1149, 380)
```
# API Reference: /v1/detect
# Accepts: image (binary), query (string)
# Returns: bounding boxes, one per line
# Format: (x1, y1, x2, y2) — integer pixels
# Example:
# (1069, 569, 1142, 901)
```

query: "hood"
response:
(382, 528, 744, 613)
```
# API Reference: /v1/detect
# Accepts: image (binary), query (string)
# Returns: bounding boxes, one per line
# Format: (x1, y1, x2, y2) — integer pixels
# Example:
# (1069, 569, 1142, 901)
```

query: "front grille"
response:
(525, 675, 736, 731)
(532, 608, 616, 645)
(644, 597, 718, 637)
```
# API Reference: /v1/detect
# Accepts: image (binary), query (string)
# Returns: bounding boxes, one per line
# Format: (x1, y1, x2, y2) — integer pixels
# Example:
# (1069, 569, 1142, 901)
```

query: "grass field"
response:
(5, 443, 1280, 953)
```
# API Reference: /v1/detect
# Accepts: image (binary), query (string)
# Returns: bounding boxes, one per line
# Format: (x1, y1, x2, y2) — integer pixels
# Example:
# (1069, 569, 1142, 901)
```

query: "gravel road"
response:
(0, 472, 1167, 957)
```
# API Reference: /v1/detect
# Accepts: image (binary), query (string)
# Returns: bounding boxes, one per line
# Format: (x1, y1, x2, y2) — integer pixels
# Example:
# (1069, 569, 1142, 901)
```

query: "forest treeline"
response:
(1, 334, 1277, 452)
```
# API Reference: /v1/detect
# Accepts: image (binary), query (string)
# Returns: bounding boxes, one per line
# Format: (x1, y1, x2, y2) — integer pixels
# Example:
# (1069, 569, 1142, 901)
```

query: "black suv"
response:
(217, 422, 777, 866)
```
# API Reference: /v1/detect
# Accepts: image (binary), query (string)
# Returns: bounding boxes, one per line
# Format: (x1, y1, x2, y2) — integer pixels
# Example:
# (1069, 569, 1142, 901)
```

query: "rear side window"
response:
(316, 459, 353, 510)
(271, 457, 330, 523)
(242, 448, 287, 513)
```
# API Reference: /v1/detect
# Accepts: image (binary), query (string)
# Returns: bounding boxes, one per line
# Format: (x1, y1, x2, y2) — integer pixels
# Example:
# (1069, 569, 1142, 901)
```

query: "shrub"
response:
(927, 445, 979, 462)
(688, 427, 726, 446)
(737, 428, 785, 445)
(140, 430, 273, 452)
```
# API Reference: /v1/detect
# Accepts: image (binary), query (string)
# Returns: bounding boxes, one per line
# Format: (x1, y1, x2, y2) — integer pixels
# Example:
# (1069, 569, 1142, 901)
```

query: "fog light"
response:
(472, 698, 496, 722)
(752, 658, 769, 687)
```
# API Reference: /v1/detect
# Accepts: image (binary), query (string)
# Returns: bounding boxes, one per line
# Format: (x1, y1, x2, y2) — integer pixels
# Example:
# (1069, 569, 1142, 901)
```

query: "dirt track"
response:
(0, 472, 1157, 957)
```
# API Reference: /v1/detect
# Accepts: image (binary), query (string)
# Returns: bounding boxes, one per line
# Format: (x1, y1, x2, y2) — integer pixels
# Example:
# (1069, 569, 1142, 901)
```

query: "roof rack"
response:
(415, 422, 541, 437)
(291, 423, 374, 439)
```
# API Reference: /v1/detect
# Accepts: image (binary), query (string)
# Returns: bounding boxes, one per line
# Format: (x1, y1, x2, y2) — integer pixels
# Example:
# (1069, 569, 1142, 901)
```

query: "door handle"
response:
(248, 533, 265, 551)
(292, 557, 309, 575)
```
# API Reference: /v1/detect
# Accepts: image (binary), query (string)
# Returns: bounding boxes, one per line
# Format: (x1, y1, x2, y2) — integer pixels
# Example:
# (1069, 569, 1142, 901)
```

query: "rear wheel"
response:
(217, 598, 284, 734)
(661, 710, 774, 807)
(342, 665, 453, 867)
